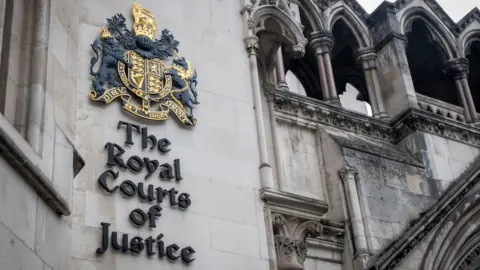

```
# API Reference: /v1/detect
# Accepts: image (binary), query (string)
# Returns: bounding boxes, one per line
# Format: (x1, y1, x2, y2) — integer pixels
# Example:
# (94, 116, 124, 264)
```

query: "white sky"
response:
(357, 0, 479, 22)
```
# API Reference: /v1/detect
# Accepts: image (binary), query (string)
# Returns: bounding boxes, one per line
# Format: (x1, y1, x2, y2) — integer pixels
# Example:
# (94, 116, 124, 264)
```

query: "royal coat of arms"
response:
(89, 3, 199, 126)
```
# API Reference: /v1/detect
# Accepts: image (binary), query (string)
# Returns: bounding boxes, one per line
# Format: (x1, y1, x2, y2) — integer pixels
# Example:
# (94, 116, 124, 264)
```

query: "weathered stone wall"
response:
(73, 0, 269, 269)
(345, 148, 436, 254)
(398, 132, 480, 193)
(0, 156, 70, 270)
(0, 0, 80, 269)
(276, 121, 326, 200)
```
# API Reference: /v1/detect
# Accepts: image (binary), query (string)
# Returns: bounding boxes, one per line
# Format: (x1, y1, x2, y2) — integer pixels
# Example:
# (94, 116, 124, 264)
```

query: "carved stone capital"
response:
(445, 58, 469, 79)
(244, 35, 260, 56)
(339, 166, 358, 182)
(272, 213, 325, 270)
(355, 47, 378, 70)
(308, 31, 334, 55)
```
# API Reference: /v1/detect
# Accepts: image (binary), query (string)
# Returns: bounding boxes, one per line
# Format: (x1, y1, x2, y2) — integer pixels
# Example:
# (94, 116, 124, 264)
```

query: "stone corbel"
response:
(244, 35, 260, 56)
(272, 213, 324, 270)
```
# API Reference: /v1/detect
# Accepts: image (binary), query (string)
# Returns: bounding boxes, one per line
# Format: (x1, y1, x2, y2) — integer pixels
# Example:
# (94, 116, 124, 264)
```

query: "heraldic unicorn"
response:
(89, 3, 199, 126)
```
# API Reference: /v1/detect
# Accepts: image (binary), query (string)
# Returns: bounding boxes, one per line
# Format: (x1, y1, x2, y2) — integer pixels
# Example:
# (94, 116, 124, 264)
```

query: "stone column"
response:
(339, 166, 370, 270)
(272, 213, 324, 270)
(309, 31, 340, 105)
(445, 58, 477, 123)
(369, 4, 418, 119)
(26, 0, 50, 154)
(275, 46, 288, 91)
(271, 47, 288, 190)
(355, 48, 388, 119)
(244, 36, 275, 189)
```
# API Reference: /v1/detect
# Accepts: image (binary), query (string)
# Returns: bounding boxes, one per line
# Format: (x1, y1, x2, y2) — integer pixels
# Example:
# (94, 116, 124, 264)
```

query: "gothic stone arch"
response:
(422, 184, 480, 270)
(251, 5, 308, 58)
(400, 7, 459, 59)
(326, 3, 373, 49)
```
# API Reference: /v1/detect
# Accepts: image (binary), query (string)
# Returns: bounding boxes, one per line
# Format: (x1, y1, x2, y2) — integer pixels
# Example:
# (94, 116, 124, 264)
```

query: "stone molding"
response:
(328, 132, 423, 167)
(457, 7, 480, 32)
(457, 244, 480, 270)
(0, 115, 72, 216)
(314, 219, 345, 247)
(368, 154, 480, 270)
(271, 89, 480, 150)
(391, 108, 480, 147)
(272, 89, 393, 140)
(422, 188, 480, 269)
(315, 0, 369, 21)
(315, 0, 478, 41)
(247, 3, 307, 58)
(271, 211, 345, 270)
(261, 188, 329, 220)
(416, 93, 468, 123)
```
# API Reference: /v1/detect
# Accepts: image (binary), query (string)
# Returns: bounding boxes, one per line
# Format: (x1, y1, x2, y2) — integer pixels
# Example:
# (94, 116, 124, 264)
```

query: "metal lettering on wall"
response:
(95, 121, 195, 264)
(89, 3, 199, 126)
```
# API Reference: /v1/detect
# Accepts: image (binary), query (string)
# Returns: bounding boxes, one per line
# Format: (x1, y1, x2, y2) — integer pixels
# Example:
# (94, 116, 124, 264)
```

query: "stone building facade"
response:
(0, 0, 480, 269)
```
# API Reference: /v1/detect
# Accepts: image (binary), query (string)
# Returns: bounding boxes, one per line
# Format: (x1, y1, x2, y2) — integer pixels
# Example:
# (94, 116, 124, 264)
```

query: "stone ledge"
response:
(0, 115, 71, 216)
(260, 188, 329, 220)
(272, 89, 480, 149)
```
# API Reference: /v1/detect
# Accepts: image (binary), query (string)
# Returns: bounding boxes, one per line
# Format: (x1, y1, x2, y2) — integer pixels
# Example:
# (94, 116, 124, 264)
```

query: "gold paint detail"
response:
(90, 3, 198, 126)
(132, 2, 156, 40)
(100, 27, 112, 38)
(90, 50, 196, 125)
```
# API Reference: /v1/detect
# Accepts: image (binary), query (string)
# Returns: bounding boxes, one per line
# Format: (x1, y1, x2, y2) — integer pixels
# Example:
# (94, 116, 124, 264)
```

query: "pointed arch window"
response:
(405, 19, 459, 106)
(466, 40, 480, 112)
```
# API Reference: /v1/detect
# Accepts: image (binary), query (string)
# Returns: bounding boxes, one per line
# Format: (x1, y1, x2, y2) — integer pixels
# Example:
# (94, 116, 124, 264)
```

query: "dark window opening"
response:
(331, 19, 370, 110)
(467, 40, 480, 112)
(406, 19, 459, 106)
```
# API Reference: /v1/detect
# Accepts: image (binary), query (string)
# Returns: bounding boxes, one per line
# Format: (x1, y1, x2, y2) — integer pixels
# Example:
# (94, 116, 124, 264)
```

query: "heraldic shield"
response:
(89, 3, 199, 126)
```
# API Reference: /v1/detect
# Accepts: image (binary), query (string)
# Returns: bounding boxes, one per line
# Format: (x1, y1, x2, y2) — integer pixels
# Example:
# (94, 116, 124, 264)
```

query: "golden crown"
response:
(100, 27, 112, 38)
(132, 2, 156, 40)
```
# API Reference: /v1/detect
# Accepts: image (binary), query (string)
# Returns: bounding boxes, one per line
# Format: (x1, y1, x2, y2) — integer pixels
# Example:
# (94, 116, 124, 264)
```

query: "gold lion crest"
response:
(89, 3, 199, 126)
